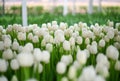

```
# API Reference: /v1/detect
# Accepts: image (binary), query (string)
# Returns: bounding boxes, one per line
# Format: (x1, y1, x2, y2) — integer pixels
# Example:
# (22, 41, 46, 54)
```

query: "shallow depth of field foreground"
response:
(0, 20, 120, 81)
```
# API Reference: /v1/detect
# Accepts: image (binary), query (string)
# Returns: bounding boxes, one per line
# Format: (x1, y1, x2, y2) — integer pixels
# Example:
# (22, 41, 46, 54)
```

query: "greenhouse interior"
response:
(0, 0, 120, 81)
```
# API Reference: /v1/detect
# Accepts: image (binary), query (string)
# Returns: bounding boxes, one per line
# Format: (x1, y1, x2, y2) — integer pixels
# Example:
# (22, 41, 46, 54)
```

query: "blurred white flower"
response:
(32, 35, 39, 43)
(46, 43, 53, 52)
(114, 42, 120, 50)
(72, 31, 79, 38)
(42, 23, 47, 28)
(96, 53, 110, 69)
(61, 55, 73, 66)
(95, 63, 109, 78)
(17, 32, 26, 41)
(94, 75, 105, 81)
(38, 63, 43, 74)
(26, 78, 38, 81)
(78, 66, 96, 81)
(56, 62, 66, 74)
(17, 52, 34, 67)
(73, 60, 81, 69)
(115, 60, 120, 71)
(107, 20, 114, 27)
(47, 23, 52, 30)
(33, 48, 42, 62)
(0, 41, 4, 50)
(106, 30, 114, 39)
(27, 33, 33, 40)
(103, 35, 109, 43)
(18, 46, 23, 53)
(0, 75, 8, 81)
(3, 36, 11, 48)
(68, 66, 76, 80)
(52, 21, 57, 25)
(41, 51, 50, 64)
(76, 36, 83, 45)
(106, 45, 119, 60)
(55, 33, 65, 43)
(89, 44, 98, 54)
(99, 39, 105, 47)
(85, 38, 90, 45)
(76, 50, 87, 65)
(82, 29, 94, 38)
(69, 37, 75, 47)
(41, 39, 47, 47)
(114, 35, 120, 43)
(115, 23, 120, 29)
(34, 63, 43, 74)
(61, 77, 68, 81)
(12, 39, 19, 51)
(22, 43, 33, 53)
(0, 59, 8, 72)
(93, 27, 102, 36)
(11, 75, 18, 81)
(2, 48, 13, 60)
(10, 59, 19, 70)
(60, 22, 67, 30)
(63, 40, 70, 51)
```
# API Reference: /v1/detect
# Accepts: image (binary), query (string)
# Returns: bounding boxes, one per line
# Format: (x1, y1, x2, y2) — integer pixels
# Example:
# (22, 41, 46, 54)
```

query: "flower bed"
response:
(0, 21, 120, 81)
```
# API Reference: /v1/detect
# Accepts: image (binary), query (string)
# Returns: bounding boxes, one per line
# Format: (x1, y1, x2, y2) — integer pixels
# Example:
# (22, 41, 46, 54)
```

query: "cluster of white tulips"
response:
(0, 20, 120, 81)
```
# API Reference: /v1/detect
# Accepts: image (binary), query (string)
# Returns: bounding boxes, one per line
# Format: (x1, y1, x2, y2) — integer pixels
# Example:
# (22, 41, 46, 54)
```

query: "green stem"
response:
(23, 67, 30, 81)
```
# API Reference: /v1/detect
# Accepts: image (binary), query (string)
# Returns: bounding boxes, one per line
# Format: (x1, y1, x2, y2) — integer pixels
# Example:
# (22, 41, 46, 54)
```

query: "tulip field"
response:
(0, 19, 120, 81)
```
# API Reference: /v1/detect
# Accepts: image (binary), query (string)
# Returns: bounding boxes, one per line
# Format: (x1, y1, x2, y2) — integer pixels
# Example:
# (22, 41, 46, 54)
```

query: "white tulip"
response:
(17, 53, 34, 67)
(12, 39, 19, 51)
(11, 75, 18, 81)
(27, 33, 33, 40)
(2, 48, 13, 60)
(0, 75, 8, 81)
(56, 62, 66, 74)
(79, 66, 96, 81)
(42, 23, 47, 28)
(0, 41, 4, 50)
(63, 40, 70, 51)
(115, 60, 120, 71)
(10, 59, 19, 70)
(52, 21, 57, 25)
(60, 22, 66, 30)
(69, 37, 75, 47)
(96, 53, 110, 69)
(0, 59, 8, 72)
(17, 32, 26, 41)
(32, 35, 39, 43)
(106, 45, 119, 60)
(41, 51, 50, 64)
(61, 77, 68, 81)
(22, 43, 33, 53)
(76, 36, 83, 45)
(114, 42, 120, 50)
(68, 66, 76, 80)
(89, 44, 98, 54)
(96, 63, 109, 78)
(61, 55, 73, 66)
(46, 43, 53, 52)
(38, 63, 43, 74)
(4, 37, 11, 48)
(33, 48, 42, 62)
(99, 39, 105, 47)
(94, 75, 105, 81)
(85, 38, 90, 45)
(76, 50, 87, 65)
(107, 30, 114, 39)
(26, 78, 38, 81)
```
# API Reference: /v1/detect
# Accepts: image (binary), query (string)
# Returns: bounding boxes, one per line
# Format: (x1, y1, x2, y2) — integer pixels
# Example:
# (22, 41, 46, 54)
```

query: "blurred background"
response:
(0, 0, 120, 27)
